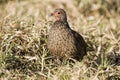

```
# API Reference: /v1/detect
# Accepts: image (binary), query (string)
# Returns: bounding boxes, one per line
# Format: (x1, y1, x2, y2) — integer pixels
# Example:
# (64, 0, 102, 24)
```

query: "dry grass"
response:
(0, 0, 120, 80)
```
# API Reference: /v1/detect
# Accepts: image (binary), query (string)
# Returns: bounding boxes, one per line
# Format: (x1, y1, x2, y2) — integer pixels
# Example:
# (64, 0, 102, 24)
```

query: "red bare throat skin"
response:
(54, 12, 59, 16)
(54, 12, 60, 21)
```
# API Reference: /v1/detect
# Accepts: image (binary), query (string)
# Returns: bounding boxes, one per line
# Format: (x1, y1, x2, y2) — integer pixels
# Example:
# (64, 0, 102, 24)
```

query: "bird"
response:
(47, 8, 87, 61)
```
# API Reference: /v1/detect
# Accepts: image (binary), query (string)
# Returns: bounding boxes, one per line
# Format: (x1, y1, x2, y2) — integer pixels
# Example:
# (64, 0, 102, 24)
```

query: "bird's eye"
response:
(58, 12, 60, 14)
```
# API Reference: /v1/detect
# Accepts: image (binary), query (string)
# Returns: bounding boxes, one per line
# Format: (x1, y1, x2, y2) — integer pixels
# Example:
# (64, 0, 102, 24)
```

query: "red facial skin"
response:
(51, 11, 61, 21)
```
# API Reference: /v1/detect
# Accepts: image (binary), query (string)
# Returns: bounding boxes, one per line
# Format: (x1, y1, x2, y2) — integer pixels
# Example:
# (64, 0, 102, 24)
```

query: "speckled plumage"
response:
(47, 8, 87, 60)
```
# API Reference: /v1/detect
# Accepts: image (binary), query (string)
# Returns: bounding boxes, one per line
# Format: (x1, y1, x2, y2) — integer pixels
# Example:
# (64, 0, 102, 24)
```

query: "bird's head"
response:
(50, 8, 67, 22)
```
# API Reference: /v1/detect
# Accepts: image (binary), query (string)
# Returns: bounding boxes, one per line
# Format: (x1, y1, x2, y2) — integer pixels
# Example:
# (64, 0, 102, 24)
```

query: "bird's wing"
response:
(72, 30, 87, 47)
(72, 30, 87, 55)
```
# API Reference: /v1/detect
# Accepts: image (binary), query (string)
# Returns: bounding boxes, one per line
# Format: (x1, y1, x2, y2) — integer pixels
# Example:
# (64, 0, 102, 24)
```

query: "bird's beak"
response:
(49, 13, 54, 17)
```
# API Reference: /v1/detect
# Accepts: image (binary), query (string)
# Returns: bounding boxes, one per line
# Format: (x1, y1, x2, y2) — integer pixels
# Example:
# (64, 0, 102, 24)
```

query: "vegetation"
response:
(0, 0, 120, 80)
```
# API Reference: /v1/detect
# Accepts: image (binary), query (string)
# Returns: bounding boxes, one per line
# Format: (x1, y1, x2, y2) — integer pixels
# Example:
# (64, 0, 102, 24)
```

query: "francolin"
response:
(47, 8, 87, 61)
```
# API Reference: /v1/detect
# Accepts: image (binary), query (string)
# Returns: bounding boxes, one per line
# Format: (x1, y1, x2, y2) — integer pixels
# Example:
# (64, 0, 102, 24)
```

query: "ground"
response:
(0, 0, 120, 80)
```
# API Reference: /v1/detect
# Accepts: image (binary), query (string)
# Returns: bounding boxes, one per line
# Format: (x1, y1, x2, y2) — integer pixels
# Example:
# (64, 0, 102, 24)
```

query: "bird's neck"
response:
(54, 20, 70, 28)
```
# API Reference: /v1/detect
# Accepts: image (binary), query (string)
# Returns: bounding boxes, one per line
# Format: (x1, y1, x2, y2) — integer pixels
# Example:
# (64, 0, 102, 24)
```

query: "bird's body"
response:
(47, 8, 87, 60)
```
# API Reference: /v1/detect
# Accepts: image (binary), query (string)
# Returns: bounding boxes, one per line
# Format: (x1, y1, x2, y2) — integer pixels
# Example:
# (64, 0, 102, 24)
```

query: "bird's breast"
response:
(48, 27, 70, 44)
(47, 26, 76, 57)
